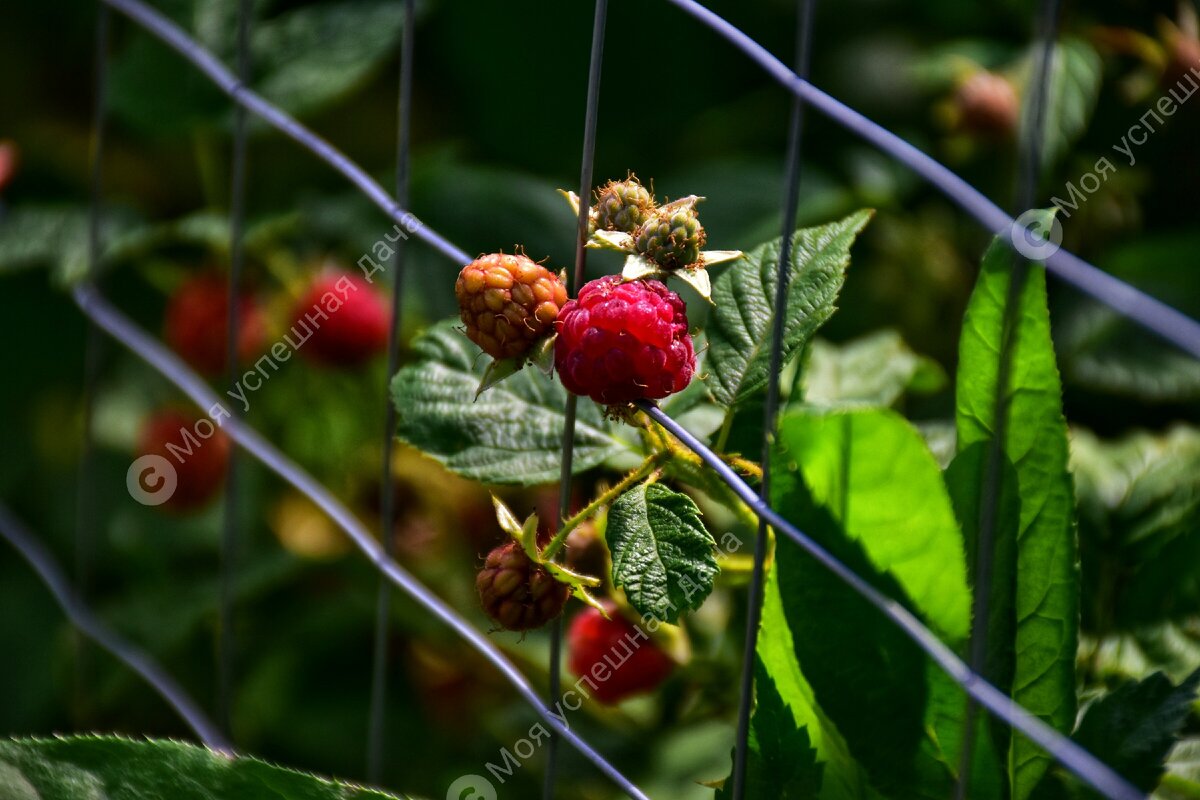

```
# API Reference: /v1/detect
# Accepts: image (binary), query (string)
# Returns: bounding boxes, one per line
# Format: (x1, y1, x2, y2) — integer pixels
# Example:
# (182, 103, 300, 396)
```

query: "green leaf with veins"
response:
(949, 209, 1077, 800)
(0, 736, 414, 800)
(800, 329, 947, 409)
(392, 319, 636, 485)
(607, 484, 717, 624)
(705, 210, 872, 408)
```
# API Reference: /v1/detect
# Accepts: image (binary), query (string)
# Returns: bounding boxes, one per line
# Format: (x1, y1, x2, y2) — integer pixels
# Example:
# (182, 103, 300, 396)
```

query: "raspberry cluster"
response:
(476, 540, 570, 632)
(165, 274, 266, 376)
(594, 177, 655, 234)
(456, 253, 568, 361)
(554, 276, 695, 405)
(567, 603, 675, 704)
(634, 200, 706, 271)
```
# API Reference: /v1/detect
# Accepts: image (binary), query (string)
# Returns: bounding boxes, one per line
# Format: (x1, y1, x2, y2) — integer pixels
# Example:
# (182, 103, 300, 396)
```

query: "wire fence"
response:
(8, 0, 1200, 798)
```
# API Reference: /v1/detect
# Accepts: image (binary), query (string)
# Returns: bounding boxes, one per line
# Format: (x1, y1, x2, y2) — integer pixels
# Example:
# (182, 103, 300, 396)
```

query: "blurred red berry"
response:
(293, 271, 391, 367)
(164, 274, 266, 376)
(0, 140, 18, 194)
(953, 71, 1019, 137)
(554, 276, 695, 405)
(567, 603, 674, 704)
(137, 409, 230, 512)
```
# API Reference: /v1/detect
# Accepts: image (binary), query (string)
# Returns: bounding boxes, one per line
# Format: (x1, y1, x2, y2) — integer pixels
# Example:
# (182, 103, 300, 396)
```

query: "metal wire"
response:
(663, 0, 1200, 361)
(0, 504, 231, 752)
(71, 281, 650, 800)
(731, 0, 815, 796)
(217, 0, 251, 739)
(635, 400, 1141, 800)
(366, 0, 416, 783)
(99, 0, 470, 268)
(546, 2, 610, 796)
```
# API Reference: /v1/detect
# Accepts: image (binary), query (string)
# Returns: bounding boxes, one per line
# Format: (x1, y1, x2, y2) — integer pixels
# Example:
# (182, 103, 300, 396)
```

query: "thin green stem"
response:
(541, 454, 662, 561)
(714, 406, 736, 453)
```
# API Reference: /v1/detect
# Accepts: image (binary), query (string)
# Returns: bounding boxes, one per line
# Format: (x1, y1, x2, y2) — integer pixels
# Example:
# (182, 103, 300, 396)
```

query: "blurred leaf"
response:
(715, 659, 824, 799)
(1073, 670, 1200, 795)
(391, 319, 636, 484)
(0, 736, 413, 799)
(1072, 425, 1200, 629)
(1057, 303, 1200, 403)
(0, 205, 139, 284)
(775, 407, 971, 643)
(952, 211, 1078, 800)
(607, 483, 717, 624)
(109, 33, 229, 136)
(705, 210, 872, 408)
(252, 0, 405, 118)
(1022, 37, 1102, 170)
(1157, 736, 1200, 800)
(800, 330, 947, 409)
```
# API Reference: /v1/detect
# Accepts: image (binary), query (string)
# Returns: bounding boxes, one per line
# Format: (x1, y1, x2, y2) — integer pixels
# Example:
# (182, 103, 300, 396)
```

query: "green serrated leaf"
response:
(606, 484, 717, 624)
(952, 208, 1078, 800)
(769, 457, 936, 797)
(715, 659, 824, 799)
(0, 736, 412, 800)
(705, 210, 872, 408)
(392, 319, 636, 485)
(1074, 670, 1200, 794)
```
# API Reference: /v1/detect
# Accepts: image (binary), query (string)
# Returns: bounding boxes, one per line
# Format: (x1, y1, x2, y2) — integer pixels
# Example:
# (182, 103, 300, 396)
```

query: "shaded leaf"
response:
(392, 320, 636, 485)
(607, 484, 717, 623)
(800, 329, 947, 409)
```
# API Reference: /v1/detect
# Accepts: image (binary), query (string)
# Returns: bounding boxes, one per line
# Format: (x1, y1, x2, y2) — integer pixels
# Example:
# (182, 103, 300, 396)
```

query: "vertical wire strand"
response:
(730, 1, 815, 796)
(547, 2, 609, 796)
(217, 0, 252, 739)
(75, 0, 112, 731)
(955, 3, 1062, 794)
(366, 0, 415, 783)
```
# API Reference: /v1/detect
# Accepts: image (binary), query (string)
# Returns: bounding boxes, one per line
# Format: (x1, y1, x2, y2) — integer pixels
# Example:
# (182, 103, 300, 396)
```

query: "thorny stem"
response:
(541, 453, 665, 561)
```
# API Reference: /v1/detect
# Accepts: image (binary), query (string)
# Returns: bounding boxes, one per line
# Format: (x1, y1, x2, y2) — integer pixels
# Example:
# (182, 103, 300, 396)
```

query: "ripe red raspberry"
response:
(293, 271, 391, 367)
(554, 276, 695, 405)
(137, 408, 230, 512)
(476, 540, 570, 632)
(456, 253, 567, 360)
(164, 274, 266, 376)
(567, 604, 675, 704)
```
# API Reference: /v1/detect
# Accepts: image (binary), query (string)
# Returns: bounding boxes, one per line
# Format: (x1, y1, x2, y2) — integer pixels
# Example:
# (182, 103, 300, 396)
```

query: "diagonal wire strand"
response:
(71, 281, 650, 800)
(548, 4, 609, 796)
(98, 0, 469, 268)
(957, 1, 1063, 794)
(731, 0, 815, 796)
(0, 503, 231, 752)
(634, 399, 1141, 800)
(217, 0, 252, 739)
(662, 0, 1200, 361)
(367, 0, 416, 783)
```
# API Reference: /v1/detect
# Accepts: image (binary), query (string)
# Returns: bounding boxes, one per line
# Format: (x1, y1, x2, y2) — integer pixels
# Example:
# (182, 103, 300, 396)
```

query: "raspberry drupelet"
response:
(554, 276, 695, 406)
